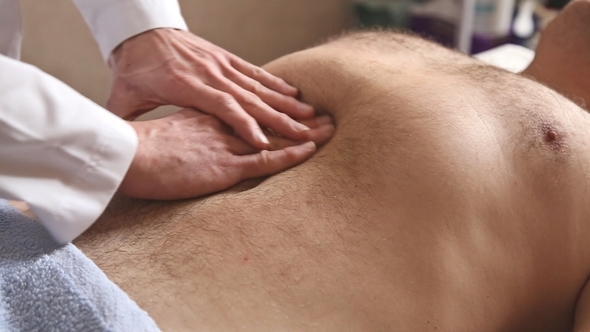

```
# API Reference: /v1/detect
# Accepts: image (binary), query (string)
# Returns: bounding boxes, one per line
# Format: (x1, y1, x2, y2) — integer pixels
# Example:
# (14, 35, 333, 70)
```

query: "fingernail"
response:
(285, 84, 298, 94)
(298, 103, 314, 114)
(302, 141, 316, 151)
(321, 124, 336, 134)
(258, 131, 270, 145)
(288, 86, 298, 94)
(293, 122, 311, 132)
(316, 115, 334, 126)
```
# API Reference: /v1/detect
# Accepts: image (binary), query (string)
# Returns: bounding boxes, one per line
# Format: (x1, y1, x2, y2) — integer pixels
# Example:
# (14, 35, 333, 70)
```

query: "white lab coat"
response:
(0, 0, 188, 244)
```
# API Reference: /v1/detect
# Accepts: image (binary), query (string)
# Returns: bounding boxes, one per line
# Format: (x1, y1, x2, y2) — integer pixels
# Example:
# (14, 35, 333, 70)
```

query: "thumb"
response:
(107, 82, 159, 120)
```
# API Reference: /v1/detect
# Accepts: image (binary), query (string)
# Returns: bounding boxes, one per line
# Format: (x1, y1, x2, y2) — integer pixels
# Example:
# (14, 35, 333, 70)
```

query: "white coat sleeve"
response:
(0, 54, 138, 244)
(72, 0, 189, 61)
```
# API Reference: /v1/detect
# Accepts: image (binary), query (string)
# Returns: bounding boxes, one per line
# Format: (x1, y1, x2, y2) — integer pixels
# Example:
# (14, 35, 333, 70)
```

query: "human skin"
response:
(111, 27, 334, 201)
(76, 11, 590, 332)
(121, 109, 334, 200)
(522, 0, 590, 110)
(108, 28, 315, 149)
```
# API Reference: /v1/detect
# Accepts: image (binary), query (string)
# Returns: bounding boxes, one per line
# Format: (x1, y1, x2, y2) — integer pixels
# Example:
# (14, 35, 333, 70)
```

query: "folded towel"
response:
(0, 200, 160, 332)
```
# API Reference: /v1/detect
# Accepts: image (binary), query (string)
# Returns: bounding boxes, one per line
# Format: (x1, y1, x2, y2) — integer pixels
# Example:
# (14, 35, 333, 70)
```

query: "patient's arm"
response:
(573, 280, 590, 331)
(523, 0, 590, 108)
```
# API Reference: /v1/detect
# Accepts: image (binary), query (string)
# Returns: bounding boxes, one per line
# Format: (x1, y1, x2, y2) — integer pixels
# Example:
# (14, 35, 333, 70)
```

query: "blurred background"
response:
(19, 0, 571, 117)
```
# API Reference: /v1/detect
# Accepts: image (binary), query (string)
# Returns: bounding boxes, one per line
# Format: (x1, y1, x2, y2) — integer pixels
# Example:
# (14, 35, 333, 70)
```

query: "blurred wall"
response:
(20, 0, 353, 110)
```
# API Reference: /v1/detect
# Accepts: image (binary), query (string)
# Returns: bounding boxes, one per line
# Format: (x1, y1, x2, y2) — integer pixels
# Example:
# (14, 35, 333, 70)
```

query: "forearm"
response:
(0, 55, 137, 244)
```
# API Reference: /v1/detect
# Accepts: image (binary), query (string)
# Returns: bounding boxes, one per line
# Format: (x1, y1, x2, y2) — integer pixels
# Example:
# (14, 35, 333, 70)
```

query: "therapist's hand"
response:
(120, 108, 335, 200)
(107, 28, 315, 150)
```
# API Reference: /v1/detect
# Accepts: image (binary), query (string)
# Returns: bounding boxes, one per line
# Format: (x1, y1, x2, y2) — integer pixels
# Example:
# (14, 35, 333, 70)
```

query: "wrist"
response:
(108, 28, 177, 70)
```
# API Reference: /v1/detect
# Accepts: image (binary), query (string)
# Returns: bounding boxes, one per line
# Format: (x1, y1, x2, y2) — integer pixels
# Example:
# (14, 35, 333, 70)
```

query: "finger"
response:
(298, 115, 334, 129)
(297, 122, 335, 146)
(229, 55, 299, 97)
(265, 122, 334, 149)
(238, 142, 317, 180)
(218, 79, 312, 141)
(228, 130, 298, 155)
(190, 83, 271, 149)
(229, 133, 308, 156)
(265, 122, 334, 150)
(223, 66, 314, 119)
(229, 114, 335, 155)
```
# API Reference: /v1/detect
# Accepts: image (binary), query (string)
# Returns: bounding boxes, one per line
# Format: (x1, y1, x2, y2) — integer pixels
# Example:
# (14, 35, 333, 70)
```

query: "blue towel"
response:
(0, 200, 160, 332)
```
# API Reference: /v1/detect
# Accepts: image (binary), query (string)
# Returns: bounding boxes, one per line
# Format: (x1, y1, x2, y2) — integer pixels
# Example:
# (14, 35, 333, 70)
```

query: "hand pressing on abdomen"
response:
(120, 108, 334, 200)
(107, 29, 315, 150)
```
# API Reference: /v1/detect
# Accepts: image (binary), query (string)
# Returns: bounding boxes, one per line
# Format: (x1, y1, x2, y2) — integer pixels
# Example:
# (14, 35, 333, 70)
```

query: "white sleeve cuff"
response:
(0, 55, 138, 244)
(72, 0, 189, 61)
(38, 113, 138, 244)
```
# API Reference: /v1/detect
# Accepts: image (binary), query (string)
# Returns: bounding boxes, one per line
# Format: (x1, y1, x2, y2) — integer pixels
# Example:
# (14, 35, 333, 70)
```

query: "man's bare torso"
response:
(76, 32, 590, 331)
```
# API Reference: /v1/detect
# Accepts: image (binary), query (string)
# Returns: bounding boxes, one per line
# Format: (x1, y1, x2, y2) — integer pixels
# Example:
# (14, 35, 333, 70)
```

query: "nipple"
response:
(539, 122, 570, 159)
(541, 123, 568, 153)
(546, 130, 557, 142)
